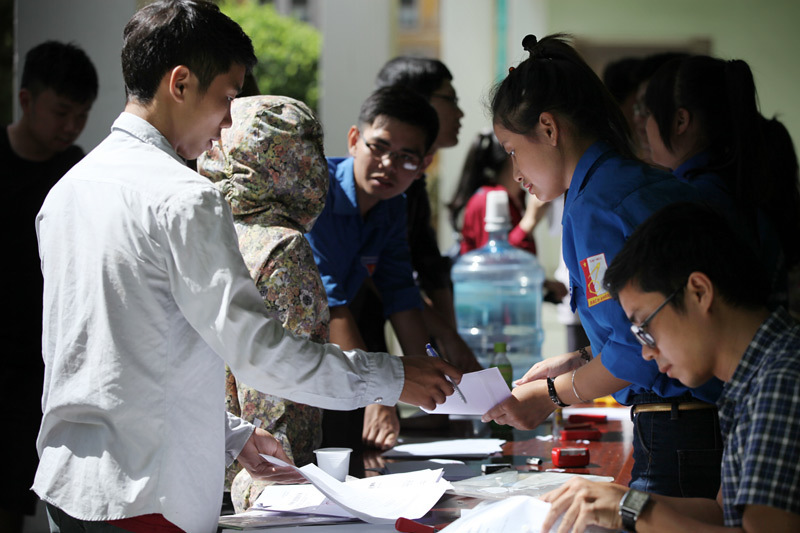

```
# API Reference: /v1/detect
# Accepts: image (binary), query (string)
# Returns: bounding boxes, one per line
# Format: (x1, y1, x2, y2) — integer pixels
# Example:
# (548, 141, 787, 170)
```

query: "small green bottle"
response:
(491, 341, 513, 389)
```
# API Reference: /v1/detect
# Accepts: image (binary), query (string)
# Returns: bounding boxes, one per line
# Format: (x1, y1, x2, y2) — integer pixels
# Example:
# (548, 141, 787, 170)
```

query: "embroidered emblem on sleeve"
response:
(580, 253, 611, 307)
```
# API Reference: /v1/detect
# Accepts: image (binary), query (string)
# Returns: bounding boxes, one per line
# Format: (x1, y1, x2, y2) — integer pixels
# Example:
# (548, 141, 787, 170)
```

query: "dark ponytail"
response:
(645, 55, 800, 267)
(491, 33, 634, 159)
(447, 130, 509, 232)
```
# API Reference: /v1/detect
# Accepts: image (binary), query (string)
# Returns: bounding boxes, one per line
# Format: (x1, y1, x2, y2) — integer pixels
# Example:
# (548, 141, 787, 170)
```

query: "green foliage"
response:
(220, 0, 320, 110)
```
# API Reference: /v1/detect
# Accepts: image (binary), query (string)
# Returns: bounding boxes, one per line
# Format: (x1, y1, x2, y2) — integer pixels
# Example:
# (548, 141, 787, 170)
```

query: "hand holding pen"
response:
(426, 343, 467, 404)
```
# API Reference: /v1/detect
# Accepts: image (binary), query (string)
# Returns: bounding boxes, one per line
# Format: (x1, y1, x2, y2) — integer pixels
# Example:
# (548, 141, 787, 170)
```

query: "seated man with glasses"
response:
(305, 87, 479, 455)
(538, 202, 800, 533)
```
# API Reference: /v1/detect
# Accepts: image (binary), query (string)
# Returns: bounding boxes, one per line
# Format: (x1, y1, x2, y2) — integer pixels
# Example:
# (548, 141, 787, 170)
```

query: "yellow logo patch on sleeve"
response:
(580, 253, 611, 307)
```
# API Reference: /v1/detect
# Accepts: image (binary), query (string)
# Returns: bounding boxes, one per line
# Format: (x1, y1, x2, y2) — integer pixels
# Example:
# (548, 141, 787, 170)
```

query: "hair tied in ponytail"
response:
(522, 34, 538, 53)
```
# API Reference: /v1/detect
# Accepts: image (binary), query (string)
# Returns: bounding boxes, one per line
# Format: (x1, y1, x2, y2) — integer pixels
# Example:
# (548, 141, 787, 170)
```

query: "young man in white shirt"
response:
(34, 2, 459, 531)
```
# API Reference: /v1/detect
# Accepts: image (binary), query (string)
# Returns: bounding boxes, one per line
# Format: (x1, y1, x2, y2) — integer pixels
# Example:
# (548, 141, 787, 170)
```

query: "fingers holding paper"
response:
(481, 379, 554, 429)
(539, 478, 625, 533)
(237, 428, 307, 484)
(398, 356, 462, 410)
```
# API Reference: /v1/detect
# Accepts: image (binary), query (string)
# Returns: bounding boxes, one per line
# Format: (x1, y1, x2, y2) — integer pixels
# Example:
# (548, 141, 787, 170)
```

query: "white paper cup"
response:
(313, 447, 352, 481)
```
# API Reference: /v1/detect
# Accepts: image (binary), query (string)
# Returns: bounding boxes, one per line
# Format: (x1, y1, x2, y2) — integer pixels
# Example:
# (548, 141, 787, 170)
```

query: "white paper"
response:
(445, 494, 614, 532)
(421, 367, 511, 415)
(257, 455, 450, 524)
(381, 438, 506, 458)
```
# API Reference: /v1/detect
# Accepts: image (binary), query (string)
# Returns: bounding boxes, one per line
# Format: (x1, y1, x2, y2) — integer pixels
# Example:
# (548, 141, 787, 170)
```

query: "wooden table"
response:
(367, 406, 635, 529)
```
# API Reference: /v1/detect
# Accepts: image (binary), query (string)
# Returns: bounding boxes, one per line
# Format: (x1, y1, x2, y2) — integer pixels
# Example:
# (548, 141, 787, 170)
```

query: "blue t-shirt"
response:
(305, 157, 422, 317)
(562, 142, 723, 405)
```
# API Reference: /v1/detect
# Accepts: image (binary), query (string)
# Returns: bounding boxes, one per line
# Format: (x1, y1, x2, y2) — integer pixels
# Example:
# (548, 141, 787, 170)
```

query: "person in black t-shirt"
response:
(1, 40, 97, 533)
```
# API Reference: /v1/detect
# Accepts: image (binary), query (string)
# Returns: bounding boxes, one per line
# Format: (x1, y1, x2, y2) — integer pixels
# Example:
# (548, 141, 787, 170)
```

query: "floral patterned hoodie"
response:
(198, 95, 329, 506)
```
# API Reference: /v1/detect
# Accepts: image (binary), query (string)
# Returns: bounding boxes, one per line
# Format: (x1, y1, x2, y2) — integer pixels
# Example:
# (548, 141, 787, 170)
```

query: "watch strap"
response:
(619, 489, 651, 532)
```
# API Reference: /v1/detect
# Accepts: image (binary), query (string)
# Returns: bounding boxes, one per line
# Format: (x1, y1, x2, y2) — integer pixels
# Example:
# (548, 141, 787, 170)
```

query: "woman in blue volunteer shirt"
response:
(643, 55, 800, 309)
(482, 34, 723, 498)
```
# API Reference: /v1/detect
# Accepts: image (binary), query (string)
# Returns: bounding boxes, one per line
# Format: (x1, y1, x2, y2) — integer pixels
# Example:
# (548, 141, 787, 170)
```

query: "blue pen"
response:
(425, 343, 467, 404)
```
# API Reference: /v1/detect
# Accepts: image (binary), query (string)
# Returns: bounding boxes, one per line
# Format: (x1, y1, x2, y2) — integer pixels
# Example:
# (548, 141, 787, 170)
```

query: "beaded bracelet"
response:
(547, 377, 569, 407)
(578, 346, 591, 364)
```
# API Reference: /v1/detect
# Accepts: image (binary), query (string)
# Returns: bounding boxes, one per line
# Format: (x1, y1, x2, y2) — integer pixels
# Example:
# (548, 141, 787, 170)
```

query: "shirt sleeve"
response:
(159, 187, 404, 410)
(733, 367, 800, 517)
(225, 411, 255, 466)
(568, 194, 720, 402)
(372, 198, 423, 317)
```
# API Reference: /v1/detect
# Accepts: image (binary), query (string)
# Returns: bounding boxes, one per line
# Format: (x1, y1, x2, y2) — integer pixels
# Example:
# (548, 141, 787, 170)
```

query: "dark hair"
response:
(602, 57, 643, 105)
(634, 51, 689, 85)
(374, 57, 453, 99)
(447, 130, 508, 231)
(645, 55, 800, 267)
(121, 0, 257, 103)
(491, 33, 634, 159)
(21, 41, 98, 103)
(603, 202, 769, 311)
(358, 86, 439, 153)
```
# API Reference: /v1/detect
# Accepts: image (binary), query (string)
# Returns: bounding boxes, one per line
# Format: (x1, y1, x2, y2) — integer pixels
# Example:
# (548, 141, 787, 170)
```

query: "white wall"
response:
(14, 0, 137, 152)
(319, 0, 393, 157)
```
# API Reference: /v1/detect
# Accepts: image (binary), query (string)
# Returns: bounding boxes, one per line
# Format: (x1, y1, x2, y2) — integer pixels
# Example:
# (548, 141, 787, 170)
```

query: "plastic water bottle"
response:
(491, 341, 513, 389)
(452, 190, 545, 382)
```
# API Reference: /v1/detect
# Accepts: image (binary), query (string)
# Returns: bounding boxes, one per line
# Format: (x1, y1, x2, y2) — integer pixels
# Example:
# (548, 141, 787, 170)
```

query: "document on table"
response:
(381, 438, 506, 459)
(421, 367, 511, 415)
(257, 455, 451, 524)
(445, 494, 614, 532)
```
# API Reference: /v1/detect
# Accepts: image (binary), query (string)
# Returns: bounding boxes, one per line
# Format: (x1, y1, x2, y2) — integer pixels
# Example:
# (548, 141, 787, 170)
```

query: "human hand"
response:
(398, 356, 462, 410)
(362, 404, 400, 450)
(544, 279, 569, 302)
(481, 379, 554, 429)
(515, 350, 585, 386)
(436, 332, 484, 373)
(236, 428, 307, 484)
(540, 478, 626, 533)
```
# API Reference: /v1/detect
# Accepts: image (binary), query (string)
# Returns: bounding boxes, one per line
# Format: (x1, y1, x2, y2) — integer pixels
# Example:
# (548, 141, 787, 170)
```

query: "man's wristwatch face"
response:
(619, 489, 650, 532)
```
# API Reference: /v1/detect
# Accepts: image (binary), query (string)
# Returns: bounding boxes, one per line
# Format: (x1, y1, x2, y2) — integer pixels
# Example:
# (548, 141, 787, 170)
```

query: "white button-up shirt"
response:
(34, 112, 403, 532)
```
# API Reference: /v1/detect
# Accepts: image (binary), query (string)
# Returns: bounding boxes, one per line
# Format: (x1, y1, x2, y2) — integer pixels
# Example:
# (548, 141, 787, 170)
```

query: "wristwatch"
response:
(619, 488, 651, 532)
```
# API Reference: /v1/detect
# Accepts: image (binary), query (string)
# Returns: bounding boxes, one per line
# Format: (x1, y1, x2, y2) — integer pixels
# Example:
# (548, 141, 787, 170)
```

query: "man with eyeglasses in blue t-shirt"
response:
(306, 87, 479, 456)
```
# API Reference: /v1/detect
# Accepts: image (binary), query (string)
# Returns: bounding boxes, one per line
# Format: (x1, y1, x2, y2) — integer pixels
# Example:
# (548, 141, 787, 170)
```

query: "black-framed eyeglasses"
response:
(431, 93, 459, 106)
(360, 134, 422, 172)
(630, 284, 683, 348)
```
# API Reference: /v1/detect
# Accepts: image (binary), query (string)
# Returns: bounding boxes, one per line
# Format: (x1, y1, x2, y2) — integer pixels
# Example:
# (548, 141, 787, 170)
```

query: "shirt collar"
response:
(563, 140, 613, 221)
(722, 307, 795, 402)
(331, 157, 391, 223)
(673, 151, 711, 182)
(111, 112, 186, 166)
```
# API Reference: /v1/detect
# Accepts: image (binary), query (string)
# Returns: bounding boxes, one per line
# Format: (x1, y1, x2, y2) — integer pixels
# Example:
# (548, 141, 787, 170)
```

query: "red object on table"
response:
(395, 517, 439, 533)
(568, 413, 608, 423)
(552, 447, 591, 467)
(559, 428, 602, 441)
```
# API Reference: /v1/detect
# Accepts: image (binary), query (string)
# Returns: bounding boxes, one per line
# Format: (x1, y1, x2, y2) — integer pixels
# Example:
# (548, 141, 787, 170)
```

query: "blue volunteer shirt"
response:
(562, 142, 723, 405)
(305, 157, 423, 317)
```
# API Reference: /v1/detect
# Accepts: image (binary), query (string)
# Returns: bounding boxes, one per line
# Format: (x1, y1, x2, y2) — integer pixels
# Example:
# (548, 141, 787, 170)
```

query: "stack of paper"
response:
(255, 455, 451, 524)
(382, 438, 506, 459)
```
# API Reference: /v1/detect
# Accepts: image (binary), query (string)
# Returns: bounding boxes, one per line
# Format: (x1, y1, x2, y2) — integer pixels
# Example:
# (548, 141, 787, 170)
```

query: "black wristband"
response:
(547, 377, 569, 407)
(578, 346, 591, 363)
